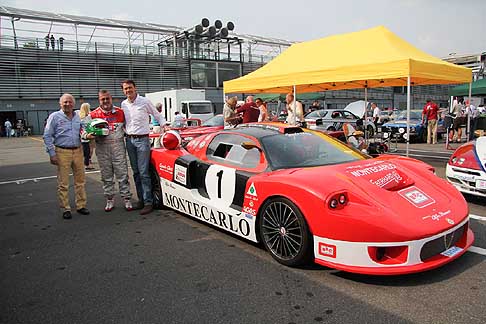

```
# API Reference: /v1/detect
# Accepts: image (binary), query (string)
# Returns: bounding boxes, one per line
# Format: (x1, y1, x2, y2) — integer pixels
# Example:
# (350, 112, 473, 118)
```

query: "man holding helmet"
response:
(85, 89, 133, 212)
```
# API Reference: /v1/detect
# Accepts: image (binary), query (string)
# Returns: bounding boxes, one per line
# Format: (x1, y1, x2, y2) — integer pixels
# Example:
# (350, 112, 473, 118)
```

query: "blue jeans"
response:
(126, 137, 152, 205)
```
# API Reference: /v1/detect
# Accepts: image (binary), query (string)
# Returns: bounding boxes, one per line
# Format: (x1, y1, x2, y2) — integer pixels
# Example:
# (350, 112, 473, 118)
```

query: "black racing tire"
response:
(149, 164, 165, 209)
(327, 126, 336, 132)
(366, 125, 375, 138)
(258, 197, 313, 267)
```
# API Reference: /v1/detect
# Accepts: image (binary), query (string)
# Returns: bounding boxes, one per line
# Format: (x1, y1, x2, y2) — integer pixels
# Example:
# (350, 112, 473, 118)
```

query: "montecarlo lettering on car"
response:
(160, 155, 257, 241)
(163, 191, 253, 238)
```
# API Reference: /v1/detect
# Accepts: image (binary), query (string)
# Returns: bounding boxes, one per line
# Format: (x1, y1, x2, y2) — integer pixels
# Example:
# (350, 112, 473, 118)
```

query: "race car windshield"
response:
(202, 115, 224, 127)
(305, 110, 328, 118)
(261, 132, 365, 169)
(396, 110, 422, 120)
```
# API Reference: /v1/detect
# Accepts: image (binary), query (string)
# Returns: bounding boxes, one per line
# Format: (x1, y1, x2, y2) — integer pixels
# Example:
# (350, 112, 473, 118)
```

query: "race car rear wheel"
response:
(259, 197, 312, 267)
(149, 165, 165, 209)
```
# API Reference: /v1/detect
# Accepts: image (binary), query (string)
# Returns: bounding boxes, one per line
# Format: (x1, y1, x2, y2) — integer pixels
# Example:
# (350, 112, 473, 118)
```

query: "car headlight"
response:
(398, 127, 405, 134)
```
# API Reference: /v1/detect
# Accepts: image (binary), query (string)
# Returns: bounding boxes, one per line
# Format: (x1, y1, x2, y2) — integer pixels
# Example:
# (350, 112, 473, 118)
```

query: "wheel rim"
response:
(367, 126, 374, 137)
(261, 201, 303, 261)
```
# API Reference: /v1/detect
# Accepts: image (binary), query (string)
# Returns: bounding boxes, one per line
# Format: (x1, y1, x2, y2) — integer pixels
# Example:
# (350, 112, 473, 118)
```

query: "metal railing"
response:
(0, 35, 276, 63)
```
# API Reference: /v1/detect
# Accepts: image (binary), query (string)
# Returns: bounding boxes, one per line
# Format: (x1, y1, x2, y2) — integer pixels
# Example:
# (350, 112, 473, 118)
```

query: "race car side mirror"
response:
(241, 141, 262, 152)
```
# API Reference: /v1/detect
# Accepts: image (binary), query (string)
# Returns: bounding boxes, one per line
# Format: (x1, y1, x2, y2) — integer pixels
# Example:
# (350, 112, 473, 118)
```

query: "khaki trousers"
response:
(427, 119, 438, 144)
(55, 147, 87, 211)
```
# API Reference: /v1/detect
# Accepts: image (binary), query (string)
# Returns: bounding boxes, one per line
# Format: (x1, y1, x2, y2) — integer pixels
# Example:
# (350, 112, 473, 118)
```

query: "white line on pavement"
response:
(470, 214, 486, 222)
(401, 153, 449, 160)
(469, 246, 486, 256)
(399, 149, 451, 155)
(0, 170, 100, 185)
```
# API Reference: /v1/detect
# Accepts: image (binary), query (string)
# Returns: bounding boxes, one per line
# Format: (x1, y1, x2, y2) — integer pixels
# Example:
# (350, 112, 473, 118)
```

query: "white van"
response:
(145, 89, 214, 122)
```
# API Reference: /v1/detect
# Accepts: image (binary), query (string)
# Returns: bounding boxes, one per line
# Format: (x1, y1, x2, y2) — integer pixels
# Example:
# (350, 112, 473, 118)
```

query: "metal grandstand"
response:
(0, 6, 292, 60)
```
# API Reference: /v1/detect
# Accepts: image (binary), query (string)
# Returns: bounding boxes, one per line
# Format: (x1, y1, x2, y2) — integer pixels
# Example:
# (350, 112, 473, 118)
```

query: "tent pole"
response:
(406, 76, 411, 157)
(364, 87, 368, 142)
(293, 85, 297, 126)
(445, 96, 454, 150)
(467, 81, 472, 140)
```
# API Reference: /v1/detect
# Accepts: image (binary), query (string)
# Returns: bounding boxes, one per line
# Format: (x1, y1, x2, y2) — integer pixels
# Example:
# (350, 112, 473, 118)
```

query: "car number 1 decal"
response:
(205, 165, 236, 208)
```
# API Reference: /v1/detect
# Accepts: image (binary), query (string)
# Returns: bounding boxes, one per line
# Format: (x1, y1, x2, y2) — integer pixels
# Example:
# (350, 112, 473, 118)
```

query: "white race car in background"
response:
(446, 136, 486, 198)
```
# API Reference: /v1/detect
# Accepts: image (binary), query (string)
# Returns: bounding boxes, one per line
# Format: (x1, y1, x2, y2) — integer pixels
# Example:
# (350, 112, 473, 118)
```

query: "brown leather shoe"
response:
(133, 201, 144, 210)
(139, 204, 153, 215)
(62, 211, 72, 219)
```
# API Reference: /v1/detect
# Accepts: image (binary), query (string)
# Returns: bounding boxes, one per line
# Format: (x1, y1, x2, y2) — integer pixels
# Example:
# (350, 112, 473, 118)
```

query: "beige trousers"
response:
(427, 119, 438, 144)
(55, 147, 87, 211)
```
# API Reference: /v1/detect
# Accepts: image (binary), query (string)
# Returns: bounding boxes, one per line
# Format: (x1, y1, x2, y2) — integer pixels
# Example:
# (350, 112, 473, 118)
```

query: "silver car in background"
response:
(305, 108, 377, 136)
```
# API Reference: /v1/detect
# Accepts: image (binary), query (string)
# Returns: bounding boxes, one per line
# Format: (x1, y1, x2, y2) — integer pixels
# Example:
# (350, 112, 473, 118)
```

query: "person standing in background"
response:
(421, 99, 439, 144)
(236, 96, 260, 124)
(451, 98, 466, 142)
(223, 96, 240, 129)
(285, 93, 304, 126)
(371, 103, 381, 127)
(50, 35, 55, 50)
(466, 100, 479, 140)
(4, 118, 12, 138)
(151, 103, 163, 148)
(255, 98, 269, 122)
(79, 103, 95, 170)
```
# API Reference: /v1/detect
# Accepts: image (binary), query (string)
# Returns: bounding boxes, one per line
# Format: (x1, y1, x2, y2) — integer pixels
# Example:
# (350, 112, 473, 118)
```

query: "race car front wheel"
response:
(259, 197, 312, 267)
(149, 165, 165, 209)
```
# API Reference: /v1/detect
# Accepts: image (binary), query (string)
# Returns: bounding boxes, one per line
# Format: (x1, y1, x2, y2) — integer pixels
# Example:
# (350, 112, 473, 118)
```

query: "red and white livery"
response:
(149, 123, 474, 275)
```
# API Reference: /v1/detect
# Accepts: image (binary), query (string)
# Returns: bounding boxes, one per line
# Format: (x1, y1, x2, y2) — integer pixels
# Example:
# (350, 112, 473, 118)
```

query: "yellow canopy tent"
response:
(224, 26, 471, 94)
(223, 26, 472, 153)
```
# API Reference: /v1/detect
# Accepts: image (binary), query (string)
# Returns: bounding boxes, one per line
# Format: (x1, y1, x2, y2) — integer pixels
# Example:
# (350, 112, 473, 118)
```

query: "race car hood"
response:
(448, 136, 486, 172)
(180, 126, 222, 138)
(344, 100, 368, 117)
(266, 156, 468, 241)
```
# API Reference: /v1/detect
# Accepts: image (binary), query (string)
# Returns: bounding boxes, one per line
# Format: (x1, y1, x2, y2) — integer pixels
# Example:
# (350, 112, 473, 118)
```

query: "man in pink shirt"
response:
(236, 96, 260, 124)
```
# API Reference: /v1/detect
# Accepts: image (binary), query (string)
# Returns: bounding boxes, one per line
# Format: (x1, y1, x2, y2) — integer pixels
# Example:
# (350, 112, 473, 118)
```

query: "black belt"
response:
(55, 145, 80, 150)
(126, 134, 149, 138)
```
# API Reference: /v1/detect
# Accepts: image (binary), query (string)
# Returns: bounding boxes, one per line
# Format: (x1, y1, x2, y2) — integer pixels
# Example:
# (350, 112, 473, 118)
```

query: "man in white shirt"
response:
(121, 80, 166, 215)
(371, 103, 381, 127)
(466, 100, 479, 140)
(285, 93, 304, 126)
(4, 119, 12, 138)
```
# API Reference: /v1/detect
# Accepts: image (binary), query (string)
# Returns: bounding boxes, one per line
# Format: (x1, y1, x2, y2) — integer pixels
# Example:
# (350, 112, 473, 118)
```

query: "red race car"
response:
(446, 136, 486, 198)
(150, 123, 473, 275)
(152, 114, 345, 147)
(177, 114, 224, 144)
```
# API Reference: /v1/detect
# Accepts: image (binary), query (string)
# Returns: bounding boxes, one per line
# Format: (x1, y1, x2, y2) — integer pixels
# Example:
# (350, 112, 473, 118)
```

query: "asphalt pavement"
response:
(0, 136, 485, 324)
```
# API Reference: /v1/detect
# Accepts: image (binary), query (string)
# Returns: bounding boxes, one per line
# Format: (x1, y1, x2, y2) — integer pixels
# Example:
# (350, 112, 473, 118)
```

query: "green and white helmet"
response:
(86, 118, 109, 136)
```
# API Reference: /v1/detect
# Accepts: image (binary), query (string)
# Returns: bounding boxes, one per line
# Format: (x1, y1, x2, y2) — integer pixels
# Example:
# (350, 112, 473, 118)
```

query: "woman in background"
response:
(79, 103, 95, 170)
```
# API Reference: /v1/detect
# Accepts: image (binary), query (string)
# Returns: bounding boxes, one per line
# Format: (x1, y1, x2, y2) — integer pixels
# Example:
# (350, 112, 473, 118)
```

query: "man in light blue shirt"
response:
(43, 93, 90, 219)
